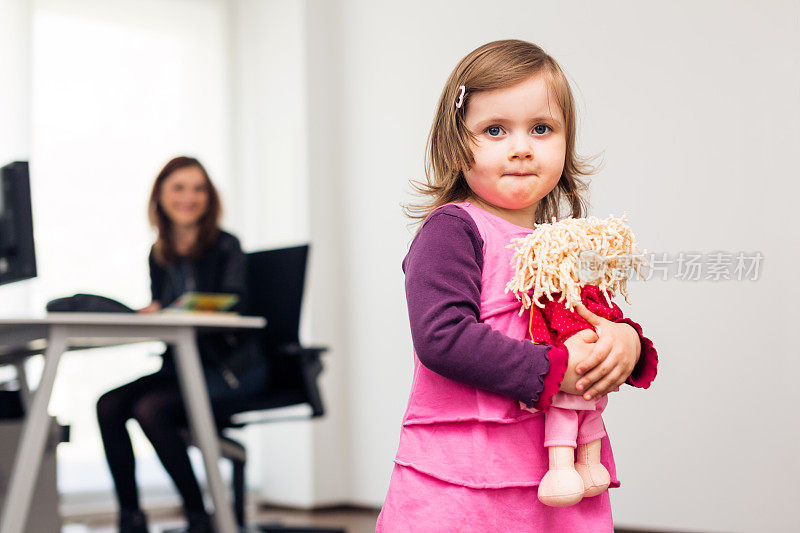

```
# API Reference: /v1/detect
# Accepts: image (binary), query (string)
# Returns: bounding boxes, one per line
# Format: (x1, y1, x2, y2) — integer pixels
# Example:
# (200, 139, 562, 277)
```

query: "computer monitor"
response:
(0, 162, 37, 286)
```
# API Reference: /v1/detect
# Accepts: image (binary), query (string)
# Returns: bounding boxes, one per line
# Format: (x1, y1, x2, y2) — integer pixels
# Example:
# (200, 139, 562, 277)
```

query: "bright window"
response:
(31, 0, 229, 499)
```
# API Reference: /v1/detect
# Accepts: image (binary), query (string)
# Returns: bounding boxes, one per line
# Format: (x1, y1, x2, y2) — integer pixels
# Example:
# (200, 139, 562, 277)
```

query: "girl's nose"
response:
(509, 135, 534, 160)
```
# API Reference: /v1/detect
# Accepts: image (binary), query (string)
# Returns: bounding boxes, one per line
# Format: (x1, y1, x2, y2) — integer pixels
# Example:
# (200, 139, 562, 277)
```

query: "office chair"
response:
(181, 245, 343, 533)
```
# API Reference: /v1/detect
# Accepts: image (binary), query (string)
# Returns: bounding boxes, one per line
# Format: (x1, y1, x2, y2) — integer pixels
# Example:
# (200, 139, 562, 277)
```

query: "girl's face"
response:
(158, 166, 210, 228)
(463, 74, 566, 228)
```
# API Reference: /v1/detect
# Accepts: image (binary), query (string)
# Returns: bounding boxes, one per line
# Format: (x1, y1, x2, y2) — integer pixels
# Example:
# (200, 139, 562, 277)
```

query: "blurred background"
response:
(0, 1, 798, 532)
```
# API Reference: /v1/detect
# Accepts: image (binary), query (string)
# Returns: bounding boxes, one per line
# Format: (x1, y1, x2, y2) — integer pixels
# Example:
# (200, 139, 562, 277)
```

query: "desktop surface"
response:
(0, 312, 265, 328)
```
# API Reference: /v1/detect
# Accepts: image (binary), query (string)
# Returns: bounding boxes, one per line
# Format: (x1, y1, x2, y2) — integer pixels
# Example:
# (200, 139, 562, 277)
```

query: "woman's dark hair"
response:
(147, 156, 221, 265)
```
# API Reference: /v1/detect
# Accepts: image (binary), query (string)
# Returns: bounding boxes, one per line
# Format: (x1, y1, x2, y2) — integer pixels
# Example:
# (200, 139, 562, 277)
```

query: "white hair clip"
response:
(455, 85, 466, 109)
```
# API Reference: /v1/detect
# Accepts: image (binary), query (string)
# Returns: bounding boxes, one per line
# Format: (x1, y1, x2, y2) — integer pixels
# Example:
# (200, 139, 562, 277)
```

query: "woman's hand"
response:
(560, 328, 599, 395)
(137, 301, 162, 314)
(572, 303, 641, 400)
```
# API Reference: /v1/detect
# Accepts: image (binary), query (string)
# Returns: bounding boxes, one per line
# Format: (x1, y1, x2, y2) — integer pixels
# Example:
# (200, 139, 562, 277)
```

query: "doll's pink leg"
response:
(538, 408, 584, 507)
(544, 406, 579, 448)
(575, 403, 610, 497)
(537, 446, 585, 507)
(576, 407, 607, 447)
(575, 439, 610, 497)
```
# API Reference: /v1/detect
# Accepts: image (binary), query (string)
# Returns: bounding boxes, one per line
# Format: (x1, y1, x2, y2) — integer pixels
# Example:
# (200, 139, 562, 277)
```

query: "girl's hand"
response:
(560, 328, 599, 395)
(572, 303, 641, 400)
(137, 301, 162, 314)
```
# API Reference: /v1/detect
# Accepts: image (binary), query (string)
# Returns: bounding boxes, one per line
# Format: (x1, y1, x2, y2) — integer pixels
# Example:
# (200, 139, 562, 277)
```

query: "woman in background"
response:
(96, 156, 267, 533)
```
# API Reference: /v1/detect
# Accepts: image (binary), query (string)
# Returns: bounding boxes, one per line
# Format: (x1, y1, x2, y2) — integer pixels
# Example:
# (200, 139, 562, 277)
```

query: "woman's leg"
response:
(130, 386, 207, 515)
(129, 363, 267, 528)
(96, 373, 173, 512)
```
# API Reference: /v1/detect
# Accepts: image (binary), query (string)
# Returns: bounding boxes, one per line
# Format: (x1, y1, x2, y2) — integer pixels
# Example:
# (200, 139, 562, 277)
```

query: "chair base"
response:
(257, 524, 346, 533)
(164, 525, 346, 533)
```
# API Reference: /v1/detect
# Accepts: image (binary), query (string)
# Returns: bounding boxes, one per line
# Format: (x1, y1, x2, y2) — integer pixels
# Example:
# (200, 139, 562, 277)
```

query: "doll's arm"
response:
(404, 205, 568, 410)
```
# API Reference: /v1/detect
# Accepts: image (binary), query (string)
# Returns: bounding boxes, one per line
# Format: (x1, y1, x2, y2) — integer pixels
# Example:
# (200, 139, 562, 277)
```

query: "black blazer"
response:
(149, 231, 261, 379)
(149, 230, 248, 312)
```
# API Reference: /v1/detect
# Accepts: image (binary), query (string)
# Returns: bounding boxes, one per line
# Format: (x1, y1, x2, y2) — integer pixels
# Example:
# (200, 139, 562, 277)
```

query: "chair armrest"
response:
(273, 342, 327, 417)
(275, 343, 328, 357)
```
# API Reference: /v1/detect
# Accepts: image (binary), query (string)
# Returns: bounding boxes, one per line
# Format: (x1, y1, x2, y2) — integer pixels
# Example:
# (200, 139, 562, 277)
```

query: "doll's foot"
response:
(537, 446, 584, 507)
(575, 461, 610, 497)
(538, 468, 585, 507)
(575, 439, 610, 497)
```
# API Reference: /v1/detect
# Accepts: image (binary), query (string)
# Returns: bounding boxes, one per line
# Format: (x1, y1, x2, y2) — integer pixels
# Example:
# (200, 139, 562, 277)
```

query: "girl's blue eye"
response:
(486, 126, 503, 136)
(533, 124, 551, 135)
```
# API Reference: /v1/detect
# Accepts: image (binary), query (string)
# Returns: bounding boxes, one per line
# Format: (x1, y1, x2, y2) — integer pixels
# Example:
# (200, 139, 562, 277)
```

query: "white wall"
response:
(319, 1, 800, 532)
(229, 0, 309, 247)
(0, 0, 31, 167)
(228, 0, 322, 507)
(227, 0, 351, 507)
(305, 0, 354, 506)
(0, 0, 34, 316)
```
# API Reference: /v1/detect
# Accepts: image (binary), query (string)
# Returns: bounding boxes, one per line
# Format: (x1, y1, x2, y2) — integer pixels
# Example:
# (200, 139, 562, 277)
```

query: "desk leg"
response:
(0, 326, 67, 533)
(13, 361, 31, 412)
(173, 328, 237, 533)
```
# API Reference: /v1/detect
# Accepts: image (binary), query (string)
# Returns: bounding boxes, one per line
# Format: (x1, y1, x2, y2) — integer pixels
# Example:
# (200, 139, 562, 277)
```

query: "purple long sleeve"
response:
(403, 206, 563, 407)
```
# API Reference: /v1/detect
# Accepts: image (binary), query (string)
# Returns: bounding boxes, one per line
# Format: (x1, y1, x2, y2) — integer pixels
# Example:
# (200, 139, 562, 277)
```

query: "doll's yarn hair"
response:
(505, 215, 647, 314)
(404, 39, 598, 228)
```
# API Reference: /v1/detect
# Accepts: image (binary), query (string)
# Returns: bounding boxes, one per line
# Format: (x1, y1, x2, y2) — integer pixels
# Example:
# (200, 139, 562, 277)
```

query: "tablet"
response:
(167, 292, 239, 313)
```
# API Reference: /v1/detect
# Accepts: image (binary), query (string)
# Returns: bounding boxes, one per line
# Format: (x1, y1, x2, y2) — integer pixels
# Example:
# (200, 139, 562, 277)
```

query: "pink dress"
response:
(377, 203, 634, 532)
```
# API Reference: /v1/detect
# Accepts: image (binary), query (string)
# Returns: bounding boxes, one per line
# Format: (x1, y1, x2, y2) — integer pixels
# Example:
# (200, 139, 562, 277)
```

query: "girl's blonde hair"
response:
(406, 39, 598, 226)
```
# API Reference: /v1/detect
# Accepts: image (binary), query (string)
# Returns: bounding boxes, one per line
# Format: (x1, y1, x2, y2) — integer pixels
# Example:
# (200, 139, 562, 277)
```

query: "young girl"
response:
(377, 40, 658, 532)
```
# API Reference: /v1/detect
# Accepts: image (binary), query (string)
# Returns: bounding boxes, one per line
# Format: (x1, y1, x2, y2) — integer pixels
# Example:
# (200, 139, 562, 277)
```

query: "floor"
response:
(62, 504, 679, 533)
(62, 504, 381, 533)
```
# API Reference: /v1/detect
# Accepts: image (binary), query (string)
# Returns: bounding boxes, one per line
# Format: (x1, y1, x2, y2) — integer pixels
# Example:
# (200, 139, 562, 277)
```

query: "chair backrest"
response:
(205, 244, 326, 425)
(246, 245, 308, 348)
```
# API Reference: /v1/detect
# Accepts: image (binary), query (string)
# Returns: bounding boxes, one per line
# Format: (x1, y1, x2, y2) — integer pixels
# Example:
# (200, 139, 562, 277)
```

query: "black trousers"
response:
(96, 363, 265, 514)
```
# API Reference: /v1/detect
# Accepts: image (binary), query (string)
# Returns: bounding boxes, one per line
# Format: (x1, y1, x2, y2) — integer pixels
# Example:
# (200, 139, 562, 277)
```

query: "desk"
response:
(0, 312, 265, 533)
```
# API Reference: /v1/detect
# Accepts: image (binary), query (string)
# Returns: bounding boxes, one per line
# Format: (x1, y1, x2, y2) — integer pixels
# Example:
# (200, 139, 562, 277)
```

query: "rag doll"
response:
(506, 214, 647, 507)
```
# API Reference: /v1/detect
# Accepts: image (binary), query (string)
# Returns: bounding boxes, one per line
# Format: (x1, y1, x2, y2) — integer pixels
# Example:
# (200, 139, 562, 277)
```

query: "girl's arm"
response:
(614, 317, 658, 387)
(573, 304, 659, 399)
(404, 205, 570, 411)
